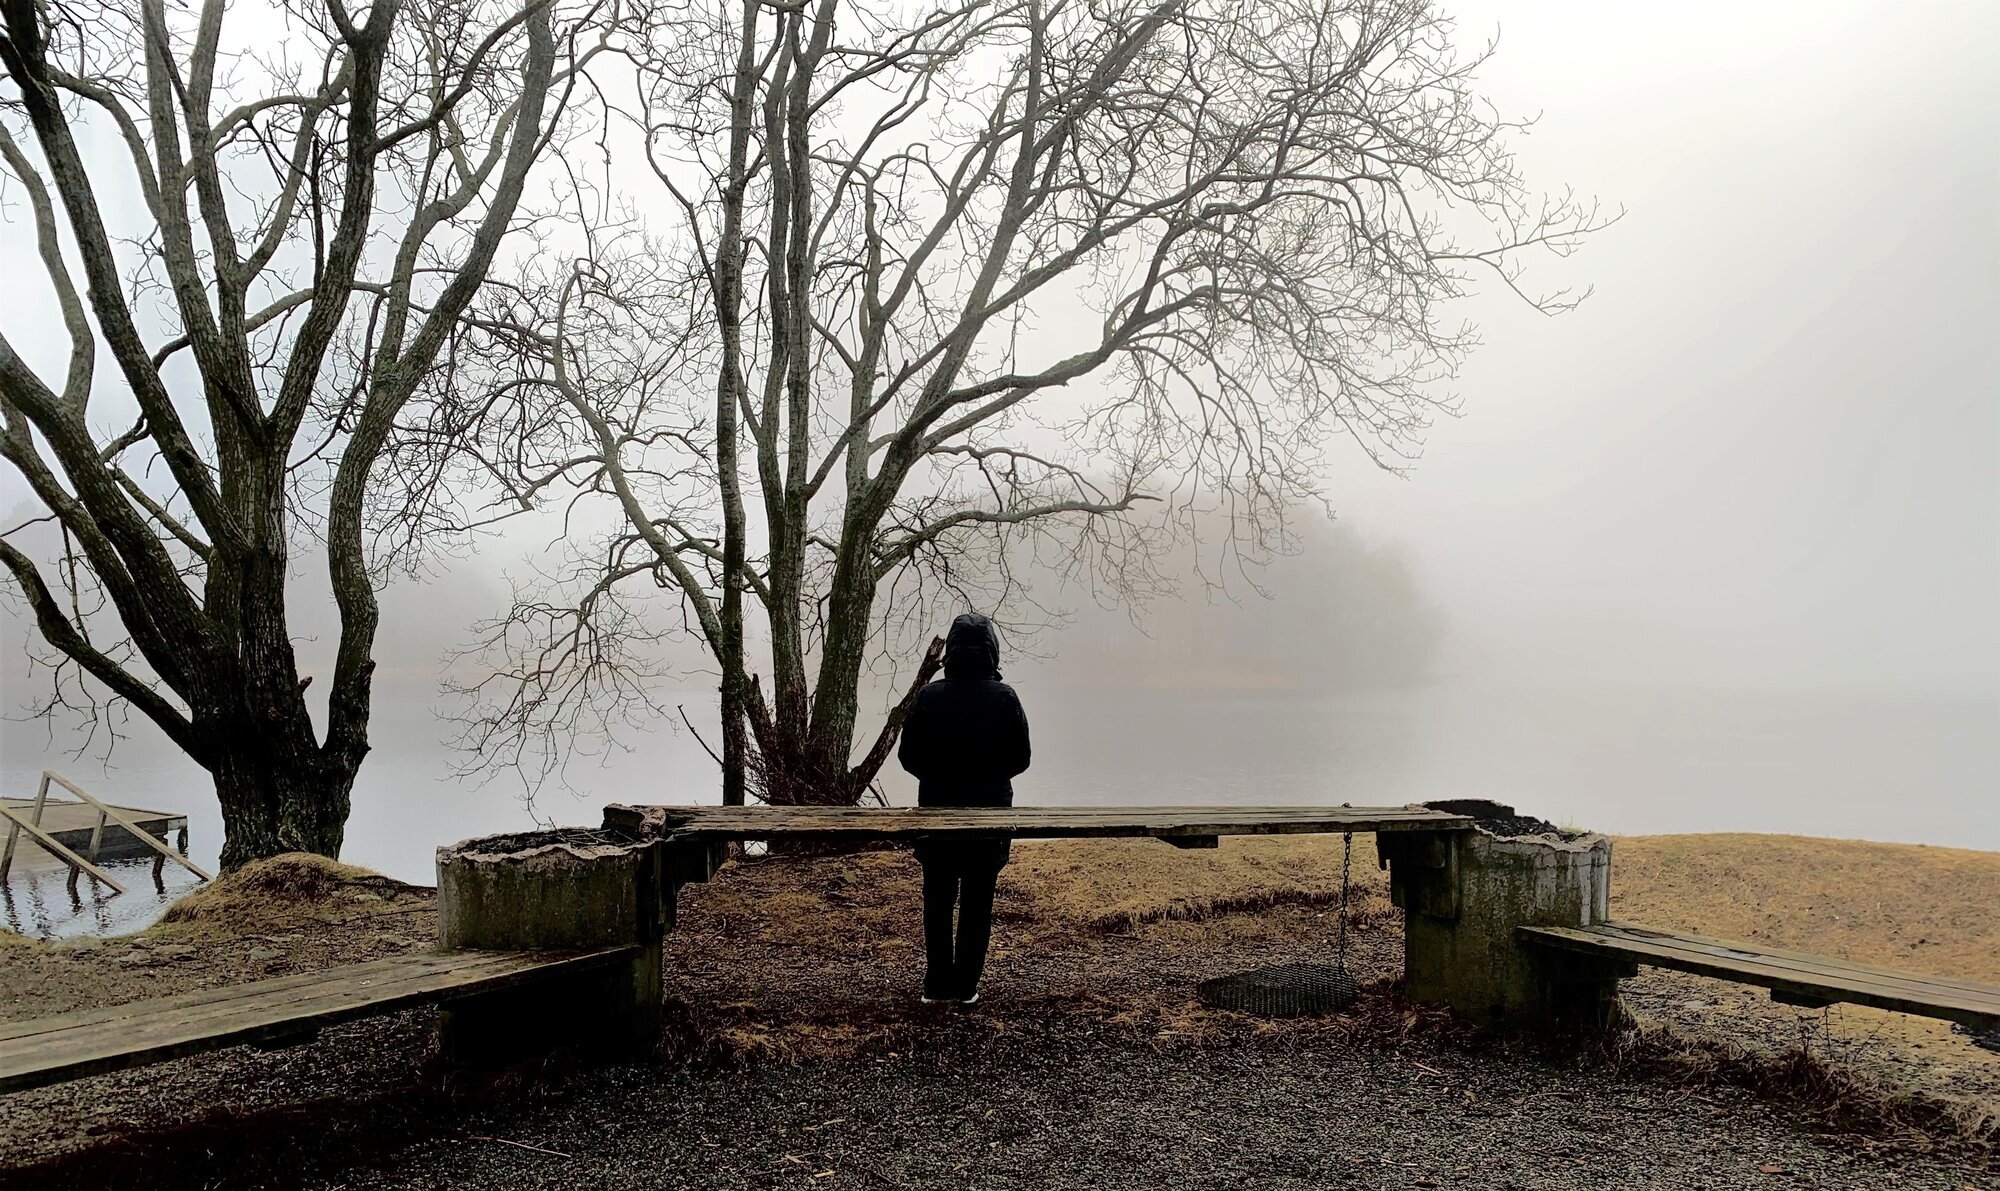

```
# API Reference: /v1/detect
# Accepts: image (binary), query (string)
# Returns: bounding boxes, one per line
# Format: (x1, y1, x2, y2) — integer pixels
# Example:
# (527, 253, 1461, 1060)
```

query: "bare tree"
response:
(0, 0, 600, 866)
(453, 0, 1611, 807)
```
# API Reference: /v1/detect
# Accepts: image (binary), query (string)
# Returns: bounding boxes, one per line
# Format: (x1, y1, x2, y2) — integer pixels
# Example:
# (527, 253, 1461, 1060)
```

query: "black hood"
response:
(943, 613, 1002, 680)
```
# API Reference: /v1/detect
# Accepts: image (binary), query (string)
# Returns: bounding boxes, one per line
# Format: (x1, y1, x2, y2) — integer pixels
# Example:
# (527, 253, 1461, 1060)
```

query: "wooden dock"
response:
(1, 772, 207, 894)
(0, 799, 187, 866)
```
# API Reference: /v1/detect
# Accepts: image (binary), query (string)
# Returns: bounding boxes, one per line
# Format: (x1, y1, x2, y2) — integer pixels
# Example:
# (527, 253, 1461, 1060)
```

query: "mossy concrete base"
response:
(434, 830, 666, 1063)
(1381, 801, 1625, 1030)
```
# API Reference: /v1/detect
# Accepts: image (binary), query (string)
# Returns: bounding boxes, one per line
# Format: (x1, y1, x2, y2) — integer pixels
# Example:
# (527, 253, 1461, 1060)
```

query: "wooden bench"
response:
(608, 802, 1477, 851)
(1518, 921, 2000, 1038)
(0, 946, 638, 1095)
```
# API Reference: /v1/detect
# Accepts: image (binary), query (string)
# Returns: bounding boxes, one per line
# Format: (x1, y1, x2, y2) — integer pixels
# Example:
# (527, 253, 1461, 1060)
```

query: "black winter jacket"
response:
(898, 613, 1031, 810)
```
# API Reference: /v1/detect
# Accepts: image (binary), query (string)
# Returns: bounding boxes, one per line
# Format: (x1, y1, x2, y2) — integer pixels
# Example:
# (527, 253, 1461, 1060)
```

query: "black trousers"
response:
(919, 848, 1003, 999)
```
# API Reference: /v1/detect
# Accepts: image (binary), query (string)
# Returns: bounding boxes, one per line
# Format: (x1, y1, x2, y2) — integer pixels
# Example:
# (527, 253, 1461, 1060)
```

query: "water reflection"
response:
(2, 859, 204, 939)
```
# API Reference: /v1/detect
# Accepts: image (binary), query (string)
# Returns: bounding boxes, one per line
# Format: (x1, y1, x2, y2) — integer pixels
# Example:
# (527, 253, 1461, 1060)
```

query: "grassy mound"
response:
(159, 852, 414, 930)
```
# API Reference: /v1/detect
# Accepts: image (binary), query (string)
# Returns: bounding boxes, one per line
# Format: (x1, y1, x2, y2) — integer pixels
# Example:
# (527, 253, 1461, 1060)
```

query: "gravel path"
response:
(311, 1026, 1992, 1191)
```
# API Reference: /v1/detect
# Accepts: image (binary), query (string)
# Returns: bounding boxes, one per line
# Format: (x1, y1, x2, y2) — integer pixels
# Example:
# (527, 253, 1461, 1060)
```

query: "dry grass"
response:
(1007, 834, 1391, 935)
(660, 830, 2000, 1158)
(1611, 833, 2000, 980)
(658, 834, 1397, 1071)
(696, 835, 1390, 955)
(158, 853, 420, 934)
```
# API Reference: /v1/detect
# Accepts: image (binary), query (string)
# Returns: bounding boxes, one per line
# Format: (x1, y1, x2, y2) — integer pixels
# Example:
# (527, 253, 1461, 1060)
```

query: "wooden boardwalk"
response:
(0, 799, 188, 873)
(0, 799, 185, 840)
(609, 803, 1474, 846)
(2, 773, 204, 895)
(0, 947, 638, 1094)
(1518, 922, 2000, 1035)
(1, 772, 195, 884)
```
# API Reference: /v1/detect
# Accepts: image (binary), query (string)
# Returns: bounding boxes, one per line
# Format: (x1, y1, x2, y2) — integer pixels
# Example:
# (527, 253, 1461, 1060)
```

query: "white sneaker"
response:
(957, 990, 980, 1006)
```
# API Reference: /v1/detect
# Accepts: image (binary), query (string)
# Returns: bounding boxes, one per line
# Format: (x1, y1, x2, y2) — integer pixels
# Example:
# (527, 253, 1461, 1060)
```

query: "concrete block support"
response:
(435, 830, 666, 1065)
(1380, 801, 1624, 1030)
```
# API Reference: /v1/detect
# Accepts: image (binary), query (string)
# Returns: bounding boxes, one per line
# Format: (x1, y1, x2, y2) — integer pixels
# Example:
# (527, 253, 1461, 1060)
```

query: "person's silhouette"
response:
(896, 613, 1031, 1003)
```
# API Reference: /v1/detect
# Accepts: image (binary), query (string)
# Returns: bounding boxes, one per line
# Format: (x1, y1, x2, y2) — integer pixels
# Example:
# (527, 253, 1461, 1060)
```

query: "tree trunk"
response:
(210, 721, 356, 870)
(745, 543, 928, 822)
(803, 531, 881, 775)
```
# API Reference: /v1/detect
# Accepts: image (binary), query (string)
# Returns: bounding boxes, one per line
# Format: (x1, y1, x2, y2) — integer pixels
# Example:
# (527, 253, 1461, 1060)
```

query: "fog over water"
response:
(2, 1, 1995, 914)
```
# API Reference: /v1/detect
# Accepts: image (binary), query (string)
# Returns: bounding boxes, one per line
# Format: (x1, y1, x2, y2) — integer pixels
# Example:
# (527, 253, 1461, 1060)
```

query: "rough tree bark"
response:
(0, 0, 586, 866)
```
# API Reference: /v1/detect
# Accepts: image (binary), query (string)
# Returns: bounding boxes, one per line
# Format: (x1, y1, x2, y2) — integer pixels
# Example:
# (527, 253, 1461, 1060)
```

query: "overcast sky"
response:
(2, 0, 1995, 703)
(1315, 0, 2000, 695)
(1, 0, 1994, 875)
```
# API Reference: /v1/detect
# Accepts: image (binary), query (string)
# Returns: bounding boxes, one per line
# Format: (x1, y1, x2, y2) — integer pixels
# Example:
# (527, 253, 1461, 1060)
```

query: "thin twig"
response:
(678, 703, 724, 768)
(467, 1135, 573, 1158)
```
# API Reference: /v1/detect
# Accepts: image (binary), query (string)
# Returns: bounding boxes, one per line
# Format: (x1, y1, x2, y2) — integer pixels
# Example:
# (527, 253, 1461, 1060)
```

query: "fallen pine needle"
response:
(468, 1135, 572, 1158)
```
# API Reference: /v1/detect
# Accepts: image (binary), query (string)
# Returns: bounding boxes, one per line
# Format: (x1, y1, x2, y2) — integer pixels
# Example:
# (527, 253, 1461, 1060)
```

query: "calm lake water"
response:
(4, 679, 1994, 936)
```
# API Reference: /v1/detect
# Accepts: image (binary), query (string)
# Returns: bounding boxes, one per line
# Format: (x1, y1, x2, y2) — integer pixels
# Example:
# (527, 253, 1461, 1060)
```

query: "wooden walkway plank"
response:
(1562, 924, 2000, 998)
(1521, 923, 1998, 1005)
(8, 958, 558, 1057)
(0, 947, 638, 1095)
(1517, 924, 1998, 1012)
(0, 801, 184, 838)
(1518, 922, 2000, 1031)
(610, 803, 1474, 844)
(1523, 933, 1966, 1002)
(0, 952, 541, 1043)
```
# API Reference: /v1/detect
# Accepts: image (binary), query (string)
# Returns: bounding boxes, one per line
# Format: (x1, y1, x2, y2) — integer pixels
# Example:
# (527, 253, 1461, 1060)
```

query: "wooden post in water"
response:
(435, 831, 668, 1066)
(0, 773, 52, 882)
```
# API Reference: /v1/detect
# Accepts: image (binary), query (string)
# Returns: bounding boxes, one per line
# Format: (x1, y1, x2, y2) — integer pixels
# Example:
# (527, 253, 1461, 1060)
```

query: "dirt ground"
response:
(320, 1023, 1991, 1191)
(1, 835, 1995, 1188)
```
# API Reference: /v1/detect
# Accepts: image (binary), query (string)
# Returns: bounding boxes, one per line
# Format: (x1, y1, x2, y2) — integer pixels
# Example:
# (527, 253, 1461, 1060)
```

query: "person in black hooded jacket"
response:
(897, 612, 1031, 1004)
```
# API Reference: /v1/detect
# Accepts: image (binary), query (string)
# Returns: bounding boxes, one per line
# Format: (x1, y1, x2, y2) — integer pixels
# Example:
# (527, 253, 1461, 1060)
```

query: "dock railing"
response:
(0, 771, 210, 893)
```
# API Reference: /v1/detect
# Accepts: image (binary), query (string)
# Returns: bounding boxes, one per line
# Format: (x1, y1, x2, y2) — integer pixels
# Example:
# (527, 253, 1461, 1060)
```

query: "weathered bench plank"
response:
(1518, 922, 2000, 1032)
(608, 803, 1473, 843)
(0, 947, 638, 1094)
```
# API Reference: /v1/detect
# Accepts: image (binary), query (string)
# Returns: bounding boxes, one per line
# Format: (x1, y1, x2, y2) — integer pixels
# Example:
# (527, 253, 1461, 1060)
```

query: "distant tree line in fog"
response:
(1047, 513, 1444, 694)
